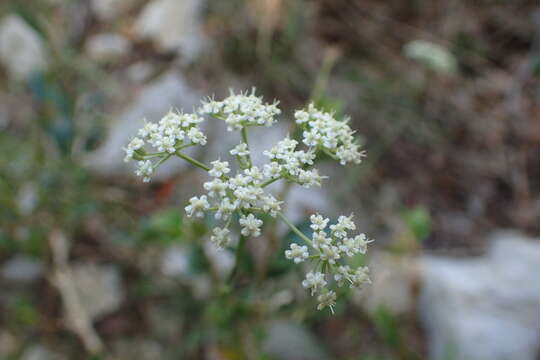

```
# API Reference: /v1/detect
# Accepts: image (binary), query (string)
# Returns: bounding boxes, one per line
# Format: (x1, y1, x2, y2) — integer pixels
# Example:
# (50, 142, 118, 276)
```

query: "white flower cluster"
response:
(289, 214, 373, 312)
(199, 89, 281, 131)
(124, 110, 206, 182)
(124, 90, 373, 313)
(295, 104, 366, 165)
(185, 157, 284, 247)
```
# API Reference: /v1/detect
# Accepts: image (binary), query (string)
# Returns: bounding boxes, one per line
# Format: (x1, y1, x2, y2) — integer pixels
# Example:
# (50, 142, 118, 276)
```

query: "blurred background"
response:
(1, 0, 540, 359)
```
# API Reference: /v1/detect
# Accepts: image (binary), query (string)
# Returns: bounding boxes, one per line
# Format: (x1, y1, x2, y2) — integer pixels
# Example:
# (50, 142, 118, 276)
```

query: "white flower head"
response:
(199, 89, 281, 131)
(185, 195, 210, 218)
(203, 178, 228, 198)
(135, 160, 153, 182)
(230, 143, 250, 157)
(209, 160, 230, 178)
(239, 213, 263, 237)
(302, 271, 327, 296)
(317, 290, 337, 313)
(285, 243, 309, 264)
(310, 214, 329, 231)
(210, 227, 231, 249)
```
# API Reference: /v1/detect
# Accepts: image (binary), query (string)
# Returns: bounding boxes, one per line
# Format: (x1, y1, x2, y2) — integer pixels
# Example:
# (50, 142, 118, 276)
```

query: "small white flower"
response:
(210, 227, 231, 248)
(310, 214, 329, 231)
(263, 162, 282, 178)
(317, 290, 337, 312)
(285, 243, 309, 264)
(302, 271, 327, 296)
(215, 198, 238, 220)
(312, 231, 332, 250)
(203, 178, 228, 197)
(124, 137, 145, 162)
(230, 143, 250, 157)
(349, 266, 371, 288)
(209, 160, 230, 177)
(239, 213, 263, 237)
(135, 160, 153, 182)
(334, 265, 352, 286)
(185, 195, 210, 218)
(330, 214, 355, 238)
(261, 194, 282, 217)
(187, 127, 207, 145)
(319, 244, 341, 265)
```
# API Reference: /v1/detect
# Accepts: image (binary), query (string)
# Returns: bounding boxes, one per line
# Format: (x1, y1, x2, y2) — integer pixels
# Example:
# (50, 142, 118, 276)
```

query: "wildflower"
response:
(135, 160, 153, 182)
(285, 243, 309, 264)
(203, 178, 227, 197)
(294, 103, 366, 165)
(302, 272, 327, 296)
(239, 213, 263, 237)
(185, 195, 210, 218)
(310, 214, 329, 231)
(230, 143, 250, 157)
(210, 227, 231, 248)
(317, 290, 337, 312)
(209, 160, 230, 177)
(124, 90, 374, 313)
(199, 89, 281, 131)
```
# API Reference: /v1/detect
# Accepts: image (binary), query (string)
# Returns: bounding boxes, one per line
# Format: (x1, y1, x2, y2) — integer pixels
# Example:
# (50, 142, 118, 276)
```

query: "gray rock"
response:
(0, 15, 48, 80)
(160, 246, 191, 278)
(1, 256, 44, 283)
(263, 320, 329, 360)
(71, 263, 124, 320)
(91, 0, 137, 21)
(85, 32, 131, 62)
(0, 331, 17, 357)
(355, 251, 419, 315)
(113, 339, 164, 359)
(20, 345, 64, 360)
(134, 0, 206, 62)
(84, 71, 201, 179)
(420, 230, 540, 360)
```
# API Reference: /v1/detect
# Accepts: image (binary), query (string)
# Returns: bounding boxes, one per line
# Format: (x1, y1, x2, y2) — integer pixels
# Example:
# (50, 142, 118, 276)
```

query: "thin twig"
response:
(48, 230, 104, 354)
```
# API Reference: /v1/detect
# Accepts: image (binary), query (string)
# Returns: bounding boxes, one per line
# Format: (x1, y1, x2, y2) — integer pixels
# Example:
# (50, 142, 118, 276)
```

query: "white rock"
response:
(160, 246, 190, 277)
(203, 241, 234, 279)
(263, 320, 329, 360)
(356, 251, 418, 315)
(0, 331, 17, 357)
(125, 61, 155, 83)
(113, 339, 164, 359)
(91, 0, 137, 21)
(85, 32, 131, 62)
(20, 345, 64, 360)
(71, 263, 124, 320)
(1, 256, 44, 283)
(420, 231, 540, 360)
(0, 15, 48, 80)
(17, 182, 38, 215)
(84, 71, 201, 179)
(134, 0, 206, 62)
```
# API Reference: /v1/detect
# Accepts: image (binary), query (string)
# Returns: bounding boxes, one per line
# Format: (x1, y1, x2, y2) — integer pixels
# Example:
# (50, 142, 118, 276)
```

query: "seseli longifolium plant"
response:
(124, 90, 373, 313)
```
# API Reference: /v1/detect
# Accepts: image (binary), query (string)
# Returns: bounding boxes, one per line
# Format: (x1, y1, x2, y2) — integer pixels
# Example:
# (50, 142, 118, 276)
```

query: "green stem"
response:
(277, 211, 313, 247)
(228, 233, 248, 284)
(175, 151, 210, 172)
(261, 176, 281, 188)
(241, 127, 253, 167)
(154, 154, 172, 169)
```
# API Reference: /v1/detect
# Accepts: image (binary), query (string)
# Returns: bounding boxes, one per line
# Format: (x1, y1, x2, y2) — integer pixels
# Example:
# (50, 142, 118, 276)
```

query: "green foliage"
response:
(141, 208, 184, 246)
(370, 307, 400, 349)
(401, 206, 431, 242)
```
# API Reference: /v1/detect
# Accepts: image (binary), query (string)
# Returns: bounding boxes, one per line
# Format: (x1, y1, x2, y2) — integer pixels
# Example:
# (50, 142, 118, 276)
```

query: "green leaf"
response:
(370, 306, 400, 348)
(401, 206, 431, 242)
